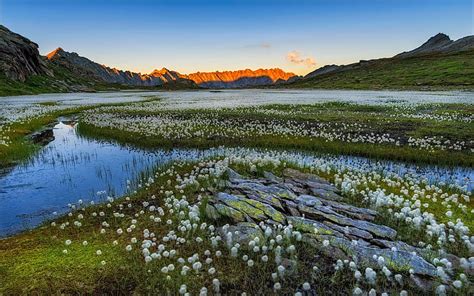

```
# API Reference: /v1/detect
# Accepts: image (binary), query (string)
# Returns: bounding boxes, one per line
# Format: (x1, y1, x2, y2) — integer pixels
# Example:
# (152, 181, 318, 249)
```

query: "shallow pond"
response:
(0, 117, 472, 237)
(0, 120, 220, 236)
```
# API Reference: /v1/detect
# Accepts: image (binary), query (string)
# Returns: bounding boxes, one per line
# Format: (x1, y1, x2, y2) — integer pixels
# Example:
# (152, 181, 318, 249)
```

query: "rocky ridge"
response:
(46, 48, 296, 88)
(46, 48, 195, 87)
(187, 68, 296, 88)
(205, 168, 462, 291)
(0, 25, 52, 82)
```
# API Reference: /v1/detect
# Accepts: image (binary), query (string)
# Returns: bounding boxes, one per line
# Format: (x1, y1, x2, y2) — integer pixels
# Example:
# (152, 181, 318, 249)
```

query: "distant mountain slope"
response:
(187, 69, 296, 88)
(396, 33, 474, 58)
(288, 33, 474, 90)
(45, 47, 296, 89)
(46, 48, 197, 88)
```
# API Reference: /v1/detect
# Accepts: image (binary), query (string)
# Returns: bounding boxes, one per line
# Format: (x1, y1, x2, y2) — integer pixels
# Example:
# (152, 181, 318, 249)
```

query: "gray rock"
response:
(215, 192, 285, 224)
(309, 188, 344, 201)
(228, 182, 286, 210)
(306, 181, 340, 193)
(244, 198, 286, 224)
(371, 239, 428, 256)
(295, 194, 323, 207)
(323, 221, 374, 240)
(297, 205, 397, 239)
(214, 204, 246, 223)
(279, 182, 307, 195)
(329, 237, 438, 277)
(282, 168, 331, 185)
(283, 200, 301, 217)
(318, 198, 377, 221)
(226, 168, 245, 183)
(263, 171, 282, 183)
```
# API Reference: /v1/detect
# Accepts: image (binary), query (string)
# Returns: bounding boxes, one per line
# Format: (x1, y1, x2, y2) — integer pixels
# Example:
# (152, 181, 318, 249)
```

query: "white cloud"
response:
(286, 51, 316, 67)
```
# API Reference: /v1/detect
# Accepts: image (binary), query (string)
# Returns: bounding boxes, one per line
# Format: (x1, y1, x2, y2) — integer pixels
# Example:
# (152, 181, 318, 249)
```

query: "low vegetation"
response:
(288, 51, 474, 90)
(0, 92, 472, 294)
(1, 153, 471, 294)
(78, 101, 474, 166)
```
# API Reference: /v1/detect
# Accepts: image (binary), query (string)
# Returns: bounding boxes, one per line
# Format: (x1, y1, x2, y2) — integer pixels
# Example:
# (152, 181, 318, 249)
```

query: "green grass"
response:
(288, 50, 474, 90)
(77, 102, 474, 167)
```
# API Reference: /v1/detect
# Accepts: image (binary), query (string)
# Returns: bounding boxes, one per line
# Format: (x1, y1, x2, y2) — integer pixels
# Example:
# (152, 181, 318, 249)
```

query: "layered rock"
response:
(0, 25, 52, 81)
(206, 168, 446, 289)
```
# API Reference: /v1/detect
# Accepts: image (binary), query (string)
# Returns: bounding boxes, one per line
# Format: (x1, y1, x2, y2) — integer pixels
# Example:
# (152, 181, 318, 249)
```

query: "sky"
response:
(1, 0, 472, 76)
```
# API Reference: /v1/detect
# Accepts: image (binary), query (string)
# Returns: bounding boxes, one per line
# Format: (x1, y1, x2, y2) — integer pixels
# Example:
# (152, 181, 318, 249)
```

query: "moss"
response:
(225, 199, 267, 221)
(215, 203, 246, 222)
(243, 199, 286, 223)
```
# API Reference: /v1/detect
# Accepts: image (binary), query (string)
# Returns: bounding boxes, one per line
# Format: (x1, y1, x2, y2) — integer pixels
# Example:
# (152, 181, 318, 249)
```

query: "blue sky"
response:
(1, 0, 472, 75)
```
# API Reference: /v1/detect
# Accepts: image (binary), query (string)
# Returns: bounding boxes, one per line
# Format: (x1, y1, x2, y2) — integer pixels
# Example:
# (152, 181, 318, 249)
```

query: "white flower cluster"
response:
(53, 150, 472, 294)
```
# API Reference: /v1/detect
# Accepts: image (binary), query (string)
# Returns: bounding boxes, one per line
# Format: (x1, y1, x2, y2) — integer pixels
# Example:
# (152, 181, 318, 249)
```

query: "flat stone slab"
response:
(207, 167, 447, 288)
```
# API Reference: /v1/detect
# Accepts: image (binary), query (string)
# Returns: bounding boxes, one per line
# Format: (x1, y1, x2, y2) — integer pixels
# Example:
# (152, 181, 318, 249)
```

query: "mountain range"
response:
(46, 47, 297, 88)
(0, 25, 296, 94)
(1, 24, 473, 96)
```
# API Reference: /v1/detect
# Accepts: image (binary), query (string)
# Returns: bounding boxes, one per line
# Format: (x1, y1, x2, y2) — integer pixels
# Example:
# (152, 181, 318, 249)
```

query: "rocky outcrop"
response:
(206, 168, 445, 288)
(187, 68, 296, 88)
(0, 25, 52, 81)
(396, 33, 474, 58)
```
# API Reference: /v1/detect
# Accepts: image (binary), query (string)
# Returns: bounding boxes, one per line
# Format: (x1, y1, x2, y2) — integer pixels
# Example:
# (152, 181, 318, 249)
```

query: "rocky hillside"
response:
(0, 25, 52, 82)
(46, 48, 294, 89)
(396, 33, 474, 58)
(187, 68, 296, 88)
(46, 48, 196, 88)
(288, 33, 474, 90)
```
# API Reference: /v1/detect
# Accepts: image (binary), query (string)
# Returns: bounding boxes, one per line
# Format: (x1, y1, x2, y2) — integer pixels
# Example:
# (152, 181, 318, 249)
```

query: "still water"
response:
(0, 119, 215, 236)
